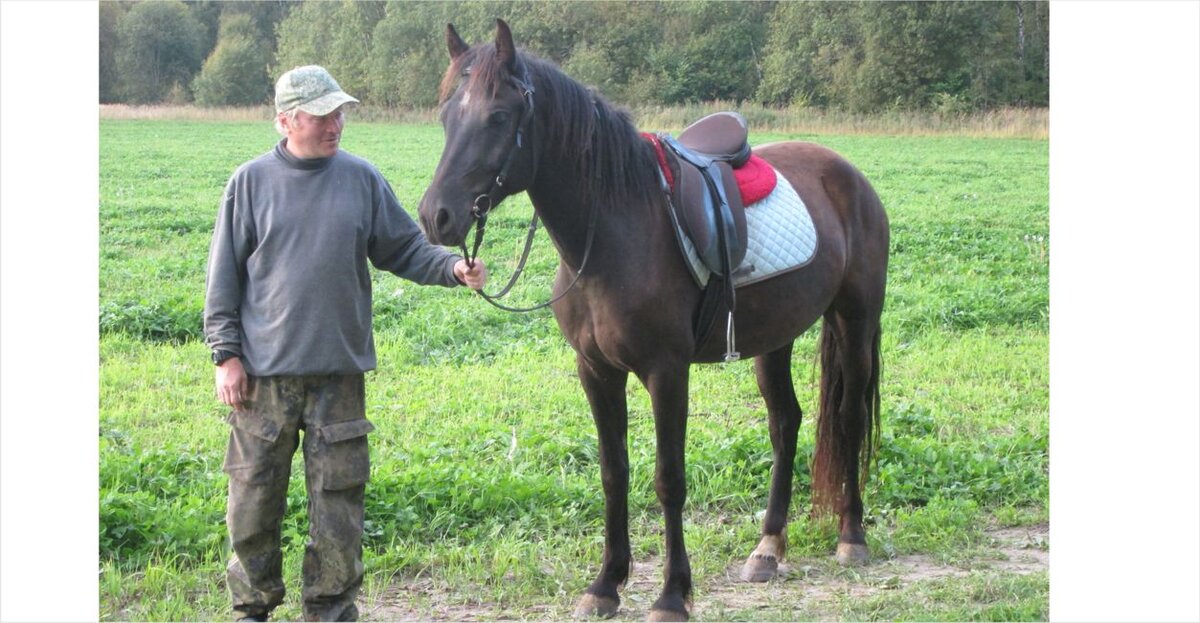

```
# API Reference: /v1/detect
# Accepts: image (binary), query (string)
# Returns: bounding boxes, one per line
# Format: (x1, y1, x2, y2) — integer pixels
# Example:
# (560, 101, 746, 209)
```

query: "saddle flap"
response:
(667, 148, 747, 276)
(677, 112, 751, 168)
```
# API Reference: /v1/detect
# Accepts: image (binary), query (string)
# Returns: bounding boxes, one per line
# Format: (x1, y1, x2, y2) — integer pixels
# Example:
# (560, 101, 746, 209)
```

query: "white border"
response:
(1, 2, 100, 621)
(1050, 3, 1199, 621)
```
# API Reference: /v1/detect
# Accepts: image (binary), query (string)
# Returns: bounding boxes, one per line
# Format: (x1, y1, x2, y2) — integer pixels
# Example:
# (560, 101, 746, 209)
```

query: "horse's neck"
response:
(527, 176, 603, 273)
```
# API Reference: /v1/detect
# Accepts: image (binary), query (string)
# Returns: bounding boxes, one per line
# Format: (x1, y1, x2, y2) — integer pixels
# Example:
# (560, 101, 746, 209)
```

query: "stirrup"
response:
(723, 311, 740, 363)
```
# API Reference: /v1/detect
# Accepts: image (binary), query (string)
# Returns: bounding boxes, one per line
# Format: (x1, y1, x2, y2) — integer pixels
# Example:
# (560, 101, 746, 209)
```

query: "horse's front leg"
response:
(642, 363, 692, 622)
(573, 355, 631, 620)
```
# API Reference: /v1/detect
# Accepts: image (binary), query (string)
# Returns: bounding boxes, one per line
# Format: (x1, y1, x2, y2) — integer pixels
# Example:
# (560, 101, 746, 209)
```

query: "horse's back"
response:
(754, 141, 881, 212)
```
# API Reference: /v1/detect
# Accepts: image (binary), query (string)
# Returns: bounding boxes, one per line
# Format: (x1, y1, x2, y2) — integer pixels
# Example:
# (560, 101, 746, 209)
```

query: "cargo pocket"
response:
(317, 419, 375, 491)
(223, 409, 285, 486)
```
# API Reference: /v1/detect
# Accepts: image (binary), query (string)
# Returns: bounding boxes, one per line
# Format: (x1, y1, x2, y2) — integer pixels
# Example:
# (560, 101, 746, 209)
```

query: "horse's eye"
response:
(488, 110, 511, 126)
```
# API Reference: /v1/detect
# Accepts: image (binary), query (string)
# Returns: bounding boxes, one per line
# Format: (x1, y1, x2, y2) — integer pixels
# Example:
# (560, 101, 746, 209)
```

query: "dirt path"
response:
(362, 524, 1048, 621)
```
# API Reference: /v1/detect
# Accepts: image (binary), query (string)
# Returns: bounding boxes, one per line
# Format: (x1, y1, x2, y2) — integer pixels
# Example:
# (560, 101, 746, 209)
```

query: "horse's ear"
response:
(446, 23, 469, 60)
(494, 18, 518, 73)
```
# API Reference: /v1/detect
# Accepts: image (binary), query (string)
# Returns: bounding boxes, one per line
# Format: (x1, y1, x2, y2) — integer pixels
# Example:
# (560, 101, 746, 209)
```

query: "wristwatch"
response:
(212, 350, 239, 366)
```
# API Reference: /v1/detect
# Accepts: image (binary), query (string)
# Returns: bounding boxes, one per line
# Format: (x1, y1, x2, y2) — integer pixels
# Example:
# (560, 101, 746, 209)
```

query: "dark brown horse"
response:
(418, 20, 888, 622)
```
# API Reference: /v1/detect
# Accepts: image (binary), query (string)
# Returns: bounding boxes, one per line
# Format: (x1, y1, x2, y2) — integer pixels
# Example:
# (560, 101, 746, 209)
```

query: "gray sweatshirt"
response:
(204, 140, 462, 376)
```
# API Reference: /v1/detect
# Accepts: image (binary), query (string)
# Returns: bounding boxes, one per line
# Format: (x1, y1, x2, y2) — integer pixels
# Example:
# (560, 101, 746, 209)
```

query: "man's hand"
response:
(454, 258, 488, 290)
(215, 356, 248, 410)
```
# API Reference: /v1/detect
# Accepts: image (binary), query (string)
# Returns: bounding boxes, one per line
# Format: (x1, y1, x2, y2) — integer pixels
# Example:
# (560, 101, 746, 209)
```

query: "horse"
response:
(418, 20, 889, 622)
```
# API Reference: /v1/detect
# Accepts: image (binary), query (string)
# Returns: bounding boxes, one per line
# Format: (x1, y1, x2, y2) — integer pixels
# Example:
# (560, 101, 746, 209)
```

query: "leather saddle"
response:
(658, 112, 751, 279)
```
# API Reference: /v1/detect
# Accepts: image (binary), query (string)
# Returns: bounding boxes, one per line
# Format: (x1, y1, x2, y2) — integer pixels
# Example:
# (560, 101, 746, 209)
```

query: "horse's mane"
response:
(439, 43, 661, 209)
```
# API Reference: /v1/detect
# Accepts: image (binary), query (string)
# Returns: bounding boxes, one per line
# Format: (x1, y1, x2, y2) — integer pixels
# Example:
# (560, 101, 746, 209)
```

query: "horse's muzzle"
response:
(418, 193, 470, 247)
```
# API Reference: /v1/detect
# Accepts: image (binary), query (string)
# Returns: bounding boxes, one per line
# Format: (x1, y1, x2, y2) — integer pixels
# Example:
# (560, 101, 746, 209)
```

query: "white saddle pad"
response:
(679, 168, 818, 288)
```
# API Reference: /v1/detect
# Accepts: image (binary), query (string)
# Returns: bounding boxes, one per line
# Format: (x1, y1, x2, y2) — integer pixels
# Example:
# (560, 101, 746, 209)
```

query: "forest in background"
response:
(99, 0, 1048, 113)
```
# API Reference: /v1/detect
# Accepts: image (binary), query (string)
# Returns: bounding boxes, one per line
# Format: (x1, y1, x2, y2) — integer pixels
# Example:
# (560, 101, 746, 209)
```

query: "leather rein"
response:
(460, 69, 598, 313)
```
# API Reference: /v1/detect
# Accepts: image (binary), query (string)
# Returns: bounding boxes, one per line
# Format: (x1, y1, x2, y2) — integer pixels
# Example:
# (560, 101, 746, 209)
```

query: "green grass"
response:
(99, 119, 1048, 620)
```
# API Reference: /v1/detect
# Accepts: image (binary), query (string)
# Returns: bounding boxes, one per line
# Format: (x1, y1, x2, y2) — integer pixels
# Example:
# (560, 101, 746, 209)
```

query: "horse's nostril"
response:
(435, 208, 451, 232)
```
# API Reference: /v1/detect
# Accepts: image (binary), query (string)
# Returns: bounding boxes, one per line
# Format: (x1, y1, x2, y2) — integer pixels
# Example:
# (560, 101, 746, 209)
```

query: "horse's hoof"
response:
(646, 608, 689, 622)
(573, 593, 619, 619)
(836, 542, 869, 566)
(739, 553, 778, 582)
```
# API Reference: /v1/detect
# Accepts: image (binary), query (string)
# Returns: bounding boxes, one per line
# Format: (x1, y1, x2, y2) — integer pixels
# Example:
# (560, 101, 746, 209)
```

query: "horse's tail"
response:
(811, 318, 882, 514)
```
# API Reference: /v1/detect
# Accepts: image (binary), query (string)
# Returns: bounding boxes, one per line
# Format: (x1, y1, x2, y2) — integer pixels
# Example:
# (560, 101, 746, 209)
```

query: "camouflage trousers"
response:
(223, 374, 374, 622)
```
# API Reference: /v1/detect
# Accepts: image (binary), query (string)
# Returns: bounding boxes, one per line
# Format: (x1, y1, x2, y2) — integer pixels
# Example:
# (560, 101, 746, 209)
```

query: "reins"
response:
(471, 198, 598, 313)
(460, 68, 599, 313)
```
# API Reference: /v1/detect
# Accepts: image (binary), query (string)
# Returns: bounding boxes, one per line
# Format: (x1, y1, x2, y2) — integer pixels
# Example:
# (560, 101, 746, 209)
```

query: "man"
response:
(204, 65, 487, 622)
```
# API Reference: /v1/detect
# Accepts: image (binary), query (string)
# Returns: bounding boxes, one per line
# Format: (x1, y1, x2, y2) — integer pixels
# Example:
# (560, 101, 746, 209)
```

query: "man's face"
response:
(282, 107, 346, 159)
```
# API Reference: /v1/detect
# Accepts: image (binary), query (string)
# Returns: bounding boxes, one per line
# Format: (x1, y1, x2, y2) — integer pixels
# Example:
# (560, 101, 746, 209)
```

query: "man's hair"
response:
(274, 108, 300, 136)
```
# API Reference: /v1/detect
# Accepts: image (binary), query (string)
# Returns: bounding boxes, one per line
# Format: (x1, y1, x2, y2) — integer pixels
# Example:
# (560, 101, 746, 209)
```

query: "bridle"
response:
(460, 69, 536, 267)
(459, 67, 598, 313)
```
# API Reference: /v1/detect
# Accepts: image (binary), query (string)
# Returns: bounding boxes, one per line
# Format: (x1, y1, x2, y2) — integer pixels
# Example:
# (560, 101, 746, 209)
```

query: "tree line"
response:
(99, 0, 1048, 112)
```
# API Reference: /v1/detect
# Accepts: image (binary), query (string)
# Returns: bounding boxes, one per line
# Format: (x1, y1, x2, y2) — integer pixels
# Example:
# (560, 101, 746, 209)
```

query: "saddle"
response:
(648, 112, 758, 361)
(658, 112, 751, 279)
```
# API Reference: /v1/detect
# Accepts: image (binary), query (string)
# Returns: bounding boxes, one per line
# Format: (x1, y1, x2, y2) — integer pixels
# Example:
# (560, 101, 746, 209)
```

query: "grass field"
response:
(99, 117, 1048, 621)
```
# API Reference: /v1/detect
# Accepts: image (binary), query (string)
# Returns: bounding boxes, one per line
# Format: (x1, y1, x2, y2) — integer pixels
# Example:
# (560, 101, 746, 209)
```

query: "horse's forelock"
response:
(436, 55, 464, 104)
(438, 43, 508, 106)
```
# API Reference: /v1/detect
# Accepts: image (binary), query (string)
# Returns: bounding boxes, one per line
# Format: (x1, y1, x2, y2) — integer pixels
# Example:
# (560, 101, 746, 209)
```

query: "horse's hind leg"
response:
(740, 343, 802, 582)
(573, 356, 631, 619)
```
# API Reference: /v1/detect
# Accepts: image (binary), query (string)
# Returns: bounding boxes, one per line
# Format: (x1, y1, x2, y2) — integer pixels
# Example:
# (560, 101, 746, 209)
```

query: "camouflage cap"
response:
(274, 65, 360, 115)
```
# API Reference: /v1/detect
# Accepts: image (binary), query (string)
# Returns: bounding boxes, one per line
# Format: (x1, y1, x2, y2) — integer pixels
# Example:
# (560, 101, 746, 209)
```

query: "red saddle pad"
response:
(642, 133, 777, 206)
(733, 155, 777, 206)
